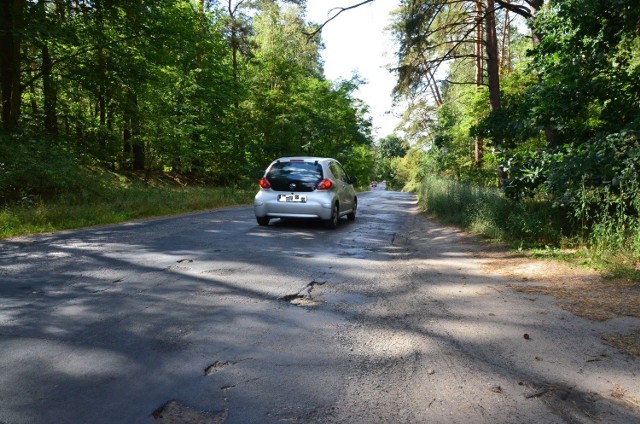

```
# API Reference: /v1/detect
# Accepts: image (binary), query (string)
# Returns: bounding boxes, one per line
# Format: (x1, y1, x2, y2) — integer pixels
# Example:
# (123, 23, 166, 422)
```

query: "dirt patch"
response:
(602, 331, 640, 357)
(480, 249, 640, 356)
(523, 382, 600, 422)
(610, 385, 640, 409)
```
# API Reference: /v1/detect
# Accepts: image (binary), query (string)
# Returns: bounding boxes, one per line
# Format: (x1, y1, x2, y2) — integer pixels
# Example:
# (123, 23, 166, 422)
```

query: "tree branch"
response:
(441, 78, 487, 86)
(305, 0, 375, 39)
(20, 33, 145, 91)
(495, 0, 532, 19)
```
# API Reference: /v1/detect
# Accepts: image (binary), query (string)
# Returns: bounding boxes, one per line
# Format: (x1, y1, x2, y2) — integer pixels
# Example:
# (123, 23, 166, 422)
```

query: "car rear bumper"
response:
(254, 191, 334, 220)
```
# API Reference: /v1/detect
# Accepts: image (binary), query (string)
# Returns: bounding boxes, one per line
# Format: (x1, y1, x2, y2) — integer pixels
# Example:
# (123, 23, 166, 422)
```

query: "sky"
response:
(305, 0, 401, 139)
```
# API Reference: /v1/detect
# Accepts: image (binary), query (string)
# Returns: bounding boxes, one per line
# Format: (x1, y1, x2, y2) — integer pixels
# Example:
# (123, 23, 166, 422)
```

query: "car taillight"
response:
(259, 178, 271, 189)
(316, 179, 333, 190)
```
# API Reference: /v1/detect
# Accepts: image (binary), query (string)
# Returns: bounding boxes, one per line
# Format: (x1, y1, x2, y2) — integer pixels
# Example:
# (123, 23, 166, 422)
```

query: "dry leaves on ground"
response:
(479, 249, 640, 357)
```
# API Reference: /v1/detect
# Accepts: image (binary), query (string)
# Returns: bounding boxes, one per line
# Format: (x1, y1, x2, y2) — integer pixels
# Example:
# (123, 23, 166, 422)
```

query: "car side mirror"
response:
(349, 176, 358, 184)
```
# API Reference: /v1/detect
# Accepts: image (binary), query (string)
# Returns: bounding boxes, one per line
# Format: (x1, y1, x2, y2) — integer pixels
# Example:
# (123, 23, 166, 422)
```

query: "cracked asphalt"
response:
(0, 189, 638, 423)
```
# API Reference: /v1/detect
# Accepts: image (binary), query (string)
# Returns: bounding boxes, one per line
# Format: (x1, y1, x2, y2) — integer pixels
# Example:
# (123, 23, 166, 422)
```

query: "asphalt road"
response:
(1, 189, 638, 424)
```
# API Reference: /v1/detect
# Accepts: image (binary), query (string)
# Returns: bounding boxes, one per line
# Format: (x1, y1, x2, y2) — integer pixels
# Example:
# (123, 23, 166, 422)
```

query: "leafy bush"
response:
(0, 133, 94, 205)
(497, 130, 640, 261)
(503, 130, 639, 235)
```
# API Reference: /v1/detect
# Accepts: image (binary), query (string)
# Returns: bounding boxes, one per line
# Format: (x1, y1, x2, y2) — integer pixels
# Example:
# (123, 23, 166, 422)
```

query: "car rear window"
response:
(266, 161, 323, 192)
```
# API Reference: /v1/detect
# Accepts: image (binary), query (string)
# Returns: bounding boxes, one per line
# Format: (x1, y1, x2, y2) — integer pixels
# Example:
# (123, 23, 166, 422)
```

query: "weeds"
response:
(417, 175, 562, 246)
(0, 178, 255, 239)
(415, 175, 640, 279)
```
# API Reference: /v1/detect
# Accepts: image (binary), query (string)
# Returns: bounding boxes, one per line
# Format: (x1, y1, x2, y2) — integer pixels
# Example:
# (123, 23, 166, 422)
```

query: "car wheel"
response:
(347, 198, 357, 221)
(323, 203, 339, 229)
(256, 216, 270, 226)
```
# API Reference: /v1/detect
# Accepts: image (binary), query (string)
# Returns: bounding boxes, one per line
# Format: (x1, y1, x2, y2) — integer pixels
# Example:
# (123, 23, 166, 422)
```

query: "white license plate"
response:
(278, 194, 307, 203)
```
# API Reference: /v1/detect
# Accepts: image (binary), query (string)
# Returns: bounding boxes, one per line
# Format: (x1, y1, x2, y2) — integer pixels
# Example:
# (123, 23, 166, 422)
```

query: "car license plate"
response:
(278, 194, 306, 203)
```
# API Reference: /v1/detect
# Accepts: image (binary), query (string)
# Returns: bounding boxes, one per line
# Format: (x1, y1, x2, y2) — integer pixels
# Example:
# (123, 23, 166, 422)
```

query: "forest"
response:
(1, 0, 374, 197)
(1, 0, 639, 267)
(385, 0, 639, 267)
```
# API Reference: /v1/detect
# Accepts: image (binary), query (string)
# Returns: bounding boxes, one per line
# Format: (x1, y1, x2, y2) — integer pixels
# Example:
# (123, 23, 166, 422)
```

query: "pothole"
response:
(280, 281, 325, 307)
(151, 400, 227, 424)
(204, 361, 233, 376)
(177, 259, 193, 263)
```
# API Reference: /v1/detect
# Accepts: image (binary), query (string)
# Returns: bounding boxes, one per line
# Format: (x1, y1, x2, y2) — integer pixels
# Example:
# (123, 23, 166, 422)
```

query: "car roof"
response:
(272, 156, 336, 164)
(271, 156, 338, 164)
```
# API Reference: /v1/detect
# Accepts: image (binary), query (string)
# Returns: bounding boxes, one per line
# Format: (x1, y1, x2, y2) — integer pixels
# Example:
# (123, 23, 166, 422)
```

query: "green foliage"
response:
(377, 134, 409, 159)
(528, 0, 640, 143)
(472, 71, 542, 149)
(392, 0, 640, 265)
(373, 134, 412, 189)
(1, 0, 375, 207)
(417, 175, 564, 246)
(243, 4, 372, 173)
(0, 178, 255, 239)
(420, 87, 501, 185)
(0, 132, 94, 204)
(341, 145, 376, 188)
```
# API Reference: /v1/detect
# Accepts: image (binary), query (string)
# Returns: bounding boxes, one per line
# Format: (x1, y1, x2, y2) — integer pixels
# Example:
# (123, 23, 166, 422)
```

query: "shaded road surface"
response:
(1, 190, 638, 423)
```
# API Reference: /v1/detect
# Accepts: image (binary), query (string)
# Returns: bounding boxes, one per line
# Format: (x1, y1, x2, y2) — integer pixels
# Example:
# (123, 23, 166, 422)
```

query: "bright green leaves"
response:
(390, 0, 640, 256)
(243, 3, 373, 180)
(3, 0, 375, 196)
(528, 0, 640, 142)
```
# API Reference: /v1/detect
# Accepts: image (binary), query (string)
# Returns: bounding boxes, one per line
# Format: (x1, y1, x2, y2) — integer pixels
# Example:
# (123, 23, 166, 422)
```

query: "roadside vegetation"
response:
(0, 1, 375, 238)
(379, 0, 640, 278)
(0, 169, 256, 239)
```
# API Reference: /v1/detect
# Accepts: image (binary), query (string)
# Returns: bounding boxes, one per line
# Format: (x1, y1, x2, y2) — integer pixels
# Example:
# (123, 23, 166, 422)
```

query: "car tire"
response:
(323, 203, 339, 229)
(256, 216, 270, 226)
(347, 198, 357, 221)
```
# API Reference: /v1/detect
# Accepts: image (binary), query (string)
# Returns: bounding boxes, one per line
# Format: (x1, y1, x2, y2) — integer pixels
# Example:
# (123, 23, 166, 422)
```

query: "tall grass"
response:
(416, 175, 565, 247)
(0, 184, 255, 239)
(583, 181, 640, 272)
(416, 175, 640, 277)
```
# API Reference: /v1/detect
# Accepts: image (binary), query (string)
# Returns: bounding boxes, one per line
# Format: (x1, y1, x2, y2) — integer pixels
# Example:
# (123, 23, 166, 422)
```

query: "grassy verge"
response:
(415, 175, 640, 279)
(0, 183, 255, 239)
(416, 175, 565, 246)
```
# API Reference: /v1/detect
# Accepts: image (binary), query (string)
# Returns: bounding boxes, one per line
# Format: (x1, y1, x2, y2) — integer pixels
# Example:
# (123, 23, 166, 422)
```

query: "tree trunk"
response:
(42, 41, 58, 135)
(496, 0, 545, 45)
(475, 0, 484, 87)
(196, 0, 205, 67)
(129, 91, 144, 171)
(474, 0, 484, 166)
(98, 47, 107, 154)
(123, 126, 132, 169)
(228, 0, 240, 109)
(427, 70, 442, 107)
(500, 3, 511, 74)
(0, 0, 26, 131)
(92, 0, 109, 159)
(529, 0, 544, 46)
(485, 0, 500, 112)
(27, 54, 38, 116)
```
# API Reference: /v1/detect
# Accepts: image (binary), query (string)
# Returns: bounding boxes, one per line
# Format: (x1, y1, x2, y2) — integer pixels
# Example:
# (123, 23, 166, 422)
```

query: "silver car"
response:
(254, 157, 358, 228)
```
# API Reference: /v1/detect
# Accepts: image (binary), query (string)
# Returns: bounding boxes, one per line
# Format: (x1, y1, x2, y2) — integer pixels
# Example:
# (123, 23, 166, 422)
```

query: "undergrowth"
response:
(415, 175, 640, 279)
(0, 169, 255, 239)
(416, 175, 564, 246)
